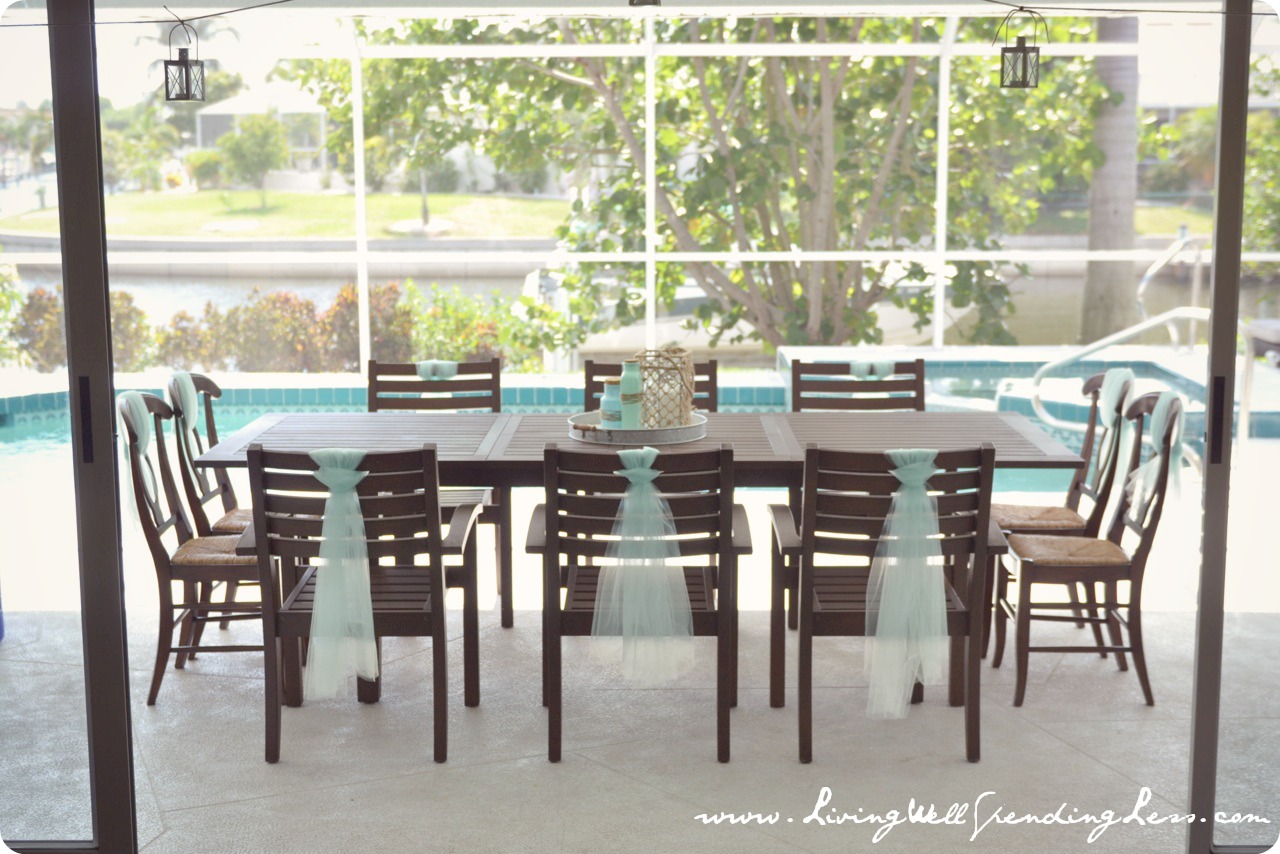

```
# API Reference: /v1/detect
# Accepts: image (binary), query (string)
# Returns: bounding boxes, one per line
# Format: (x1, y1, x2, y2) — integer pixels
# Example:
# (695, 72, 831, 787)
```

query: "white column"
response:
(351, 27, 372, 369)
(644, 16, 657, 350)
(932, 17, 957, 349)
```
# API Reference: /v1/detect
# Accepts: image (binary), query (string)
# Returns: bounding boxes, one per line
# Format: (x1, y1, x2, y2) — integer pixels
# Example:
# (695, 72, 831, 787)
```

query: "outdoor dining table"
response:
(195, 410, 1084, 485)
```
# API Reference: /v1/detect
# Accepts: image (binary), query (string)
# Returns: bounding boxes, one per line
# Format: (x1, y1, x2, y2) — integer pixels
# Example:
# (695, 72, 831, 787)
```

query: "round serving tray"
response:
(567, 411, 708, 445)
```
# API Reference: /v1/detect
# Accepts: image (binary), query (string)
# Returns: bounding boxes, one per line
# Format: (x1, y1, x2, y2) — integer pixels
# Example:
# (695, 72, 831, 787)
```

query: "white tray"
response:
(567, 411, 708, 445)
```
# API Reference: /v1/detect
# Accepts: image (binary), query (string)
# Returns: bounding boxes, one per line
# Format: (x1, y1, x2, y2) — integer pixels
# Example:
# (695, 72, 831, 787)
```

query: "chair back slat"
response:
(584, 359, 719, 413)
(117, 392, 195, 552)
(367, 358, 501, 413)
(1106, 393, 1183, 574)
(814, 490, 979, 519)
(791, 358, 925, 412)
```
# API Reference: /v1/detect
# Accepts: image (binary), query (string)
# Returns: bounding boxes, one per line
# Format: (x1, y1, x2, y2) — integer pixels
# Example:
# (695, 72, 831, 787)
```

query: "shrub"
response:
(406, 282, 549, 372)
(13, 286, 66, 371)
(110, 291, 155, 372)
(223, 289, 321, 372)
(185, 149, 224, 189)
(0, 263, 20, 365)
(156, 302, 227, 371)
(314, 282, 415, 372)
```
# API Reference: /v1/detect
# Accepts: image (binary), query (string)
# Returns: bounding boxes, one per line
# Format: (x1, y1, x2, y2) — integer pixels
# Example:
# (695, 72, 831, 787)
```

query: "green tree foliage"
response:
(222, 289, 321, 371)
(110, 291, 155, 371)
(315, 282, 416, 371)
(287, 16, 1108, 348)
(185, 149, 225, 189)
(217, 114, 290, 208)
(406, 283, 554, 371)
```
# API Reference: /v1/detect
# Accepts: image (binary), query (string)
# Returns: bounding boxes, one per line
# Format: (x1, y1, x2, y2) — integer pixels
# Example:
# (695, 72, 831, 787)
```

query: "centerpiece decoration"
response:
(569, 344, 705, 444)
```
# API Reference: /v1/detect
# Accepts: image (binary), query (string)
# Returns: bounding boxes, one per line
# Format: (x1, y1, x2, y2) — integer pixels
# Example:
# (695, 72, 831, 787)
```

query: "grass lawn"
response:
(1026, 203, 1215, 237)
(0, 190, 570, 239)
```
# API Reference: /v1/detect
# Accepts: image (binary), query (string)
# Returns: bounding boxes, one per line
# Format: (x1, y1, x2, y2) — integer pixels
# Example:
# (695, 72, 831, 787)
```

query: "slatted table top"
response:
(197, 410, 1081, 486)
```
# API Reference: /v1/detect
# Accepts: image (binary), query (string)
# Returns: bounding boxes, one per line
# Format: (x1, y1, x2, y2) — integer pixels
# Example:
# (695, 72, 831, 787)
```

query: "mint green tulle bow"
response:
(416, 360, 459, 380)
(849, 360, 897, 380)
(591, 446, 694, 685)
(304, 448, 379, 701)
(1096, 367, 1136, 480)
(1124, 391, 1184, 523)
(118, 390, 158, 514)
(864, 448, 947, 720)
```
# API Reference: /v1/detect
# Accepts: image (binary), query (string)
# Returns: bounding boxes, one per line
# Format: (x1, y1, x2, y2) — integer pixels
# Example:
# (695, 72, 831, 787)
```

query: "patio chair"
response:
(367, 357, 515, 628)
(768, 443, 994, 762)
(985, 370, 1135, 655)
(117, 391, 262, 706)
(526, 443, 749, 762)
(789, 358, 925, 413)
(247, 443, 482, 763)
(584, 358, 719, 413)
(992, 391, 1183, 707)
(168, 371, 255, 628)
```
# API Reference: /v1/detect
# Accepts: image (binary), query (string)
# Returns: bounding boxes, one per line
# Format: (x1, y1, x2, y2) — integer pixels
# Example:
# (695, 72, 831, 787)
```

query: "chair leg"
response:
(188, 581, 215, 659)
(464, 535, 480, 708)
(1081, 581, 1108, 658)
(147, 603, 174, 706)
(264, 637, 282, 764)
(1013, 572, 1032, 707)
(497, 488, 513, 629)
(1105, 582, 1128, 672)
(1128, 596, 1155, 706)
(283, 637, 304, 708)
(432, 599, 448, 763)
(717, 620, 731, 763)
(219, 580, 240, 630)
(992, 562, 1010, 669)
(175, 581, 197, 669)
(1068, 581, 1086, 628)
(769, 547, 787, 708)
(965, 631, 982, 763)
(798, 592, 813, 764)
(547, 617, 562, 763)
(357, 640, 383, 704)
(981, 554, 996, 658)
(948, 634, 964, 707)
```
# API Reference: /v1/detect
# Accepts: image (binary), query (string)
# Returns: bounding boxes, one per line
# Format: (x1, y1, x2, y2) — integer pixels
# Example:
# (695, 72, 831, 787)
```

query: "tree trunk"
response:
(1080, 16, 1140, 344)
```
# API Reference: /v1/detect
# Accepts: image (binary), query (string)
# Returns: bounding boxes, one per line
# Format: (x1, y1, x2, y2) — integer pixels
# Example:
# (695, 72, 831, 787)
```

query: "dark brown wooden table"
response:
(197, 410, 1082, 485)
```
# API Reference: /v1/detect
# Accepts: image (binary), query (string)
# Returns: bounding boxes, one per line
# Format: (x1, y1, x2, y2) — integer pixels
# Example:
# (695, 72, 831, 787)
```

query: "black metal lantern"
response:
(164, 22, 205, 102)
(1002, 36, 1040, 89)
(995, 8, 1048, 90)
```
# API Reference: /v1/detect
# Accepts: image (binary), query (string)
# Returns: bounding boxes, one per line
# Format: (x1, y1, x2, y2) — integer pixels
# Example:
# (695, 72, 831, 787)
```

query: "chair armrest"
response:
(441, 503, 483, 554)
(987, 519, 1009, 557)
(235, 523, 256, 556)
(525, 504, 547, 554)
(731, 504, 753, 555)
(768, 504, 802, 556)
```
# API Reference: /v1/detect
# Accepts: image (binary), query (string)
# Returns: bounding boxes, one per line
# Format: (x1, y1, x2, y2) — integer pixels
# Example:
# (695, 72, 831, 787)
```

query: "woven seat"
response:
(991, 503, 1086, 532)
(209, 507, 254, 535)
(1005, 533, 1129, 566)
(172, 535, 256, 567)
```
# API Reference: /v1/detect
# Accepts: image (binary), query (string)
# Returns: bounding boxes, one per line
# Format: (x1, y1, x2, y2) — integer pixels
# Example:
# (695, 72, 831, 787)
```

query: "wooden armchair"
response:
(584, 359, 719, 413)
(247, 443, 482, 763)
(526, 443, 749, 762)
(993, 392, 1183, 707)
(117, 391, 262, 705)
(367, 358, 515, 628)
(789, 358, 925, 412)
(769, 444, 994, 762)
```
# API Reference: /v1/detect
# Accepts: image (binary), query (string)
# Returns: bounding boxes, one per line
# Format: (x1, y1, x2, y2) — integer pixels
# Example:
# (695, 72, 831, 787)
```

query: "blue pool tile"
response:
(300, 388, 318, 405)
(283, 388, 301, 406)
(334, 388, 350, 405)
(552, 387, 570, 407)
(267, 388, 284, 406)
(251, 388, 268, 406)
(317, 388, 334, 405)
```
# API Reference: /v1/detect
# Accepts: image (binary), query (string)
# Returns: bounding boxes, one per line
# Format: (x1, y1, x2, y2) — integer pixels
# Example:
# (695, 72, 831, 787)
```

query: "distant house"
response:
(196, 83, 327, 171)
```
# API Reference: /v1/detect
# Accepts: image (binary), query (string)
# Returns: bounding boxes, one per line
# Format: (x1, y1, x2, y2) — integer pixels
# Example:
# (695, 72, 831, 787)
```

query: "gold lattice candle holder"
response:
(636, 345, 695, 428)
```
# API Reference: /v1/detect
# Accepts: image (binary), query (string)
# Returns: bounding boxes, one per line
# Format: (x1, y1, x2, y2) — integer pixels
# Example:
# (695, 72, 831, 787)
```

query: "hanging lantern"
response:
(1002, 36, 1040, 89)
(994, 7, 1048, 90)
(164, 22, 205, 102)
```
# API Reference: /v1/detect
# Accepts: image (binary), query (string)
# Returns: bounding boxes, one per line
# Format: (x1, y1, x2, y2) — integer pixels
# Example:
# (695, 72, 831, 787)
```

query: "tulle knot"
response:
(312, 467, 366, 493)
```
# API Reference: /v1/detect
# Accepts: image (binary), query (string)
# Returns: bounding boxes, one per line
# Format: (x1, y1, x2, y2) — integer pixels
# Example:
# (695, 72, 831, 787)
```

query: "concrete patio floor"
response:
(1, 442, 1277, 852)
